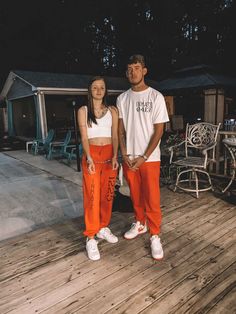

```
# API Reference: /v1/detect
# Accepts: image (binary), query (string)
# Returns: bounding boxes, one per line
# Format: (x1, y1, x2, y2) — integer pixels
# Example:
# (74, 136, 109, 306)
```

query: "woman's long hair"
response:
(87, 76, 108, 127)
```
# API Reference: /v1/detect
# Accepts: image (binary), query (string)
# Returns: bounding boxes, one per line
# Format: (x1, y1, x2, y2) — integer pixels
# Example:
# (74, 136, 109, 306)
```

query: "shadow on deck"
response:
(0, 187, 235, 314)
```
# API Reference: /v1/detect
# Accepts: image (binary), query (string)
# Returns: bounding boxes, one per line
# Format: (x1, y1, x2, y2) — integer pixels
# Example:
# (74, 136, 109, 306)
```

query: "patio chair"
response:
(46, 130, 72, 160)
(222, 137, 236, 193)
(169, 122, 221, 198)
(31, 129, 55, 155)
(66, 143, 83, 164)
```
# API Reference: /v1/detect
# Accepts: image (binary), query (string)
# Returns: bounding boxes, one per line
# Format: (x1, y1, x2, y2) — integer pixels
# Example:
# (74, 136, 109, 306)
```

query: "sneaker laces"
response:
(87, 239, 98, 252)
(131, 221, 145, 231)
(151, 236, 161, 249)
(151, 235, 160, 242)
(130, 222, 139, 230)
(103, 227, 112, 235)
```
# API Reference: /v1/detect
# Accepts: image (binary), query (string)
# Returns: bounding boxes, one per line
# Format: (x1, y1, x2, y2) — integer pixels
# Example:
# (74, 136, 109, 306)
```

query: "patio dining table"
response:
(222, 137, 236, 193)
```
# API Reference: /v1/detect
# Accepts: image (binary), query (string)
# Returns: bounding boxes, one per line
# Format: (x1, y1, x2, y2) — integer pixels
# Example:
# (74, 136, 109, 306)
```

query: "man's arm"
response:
(143, 122, 164, 157)
(131, 123, 164, 170)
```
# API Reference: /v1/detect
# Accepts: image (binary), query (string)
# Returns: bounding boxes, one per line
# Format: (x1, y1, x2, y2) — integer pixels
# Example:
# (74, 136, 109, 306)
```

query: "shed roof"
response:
(3, 66, 233, 99)
(14, 70, 130, 90)
(157, 65, 236, 93)
(1, 69, 161, 100)
(0, 70, 132, 99)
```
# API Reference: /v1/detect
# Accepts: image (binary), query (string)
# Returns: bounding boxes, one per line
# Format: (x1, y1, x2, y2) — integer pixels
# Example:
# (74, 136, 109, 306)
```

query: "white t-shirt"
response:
(116, 87, 169, 162)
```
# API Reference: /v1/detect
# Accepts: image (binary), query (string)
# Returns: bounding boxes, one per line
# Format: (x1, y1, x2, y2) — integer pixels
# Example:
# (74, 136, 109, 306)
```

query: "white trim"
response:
(0, 72, 15, 98)
(37, 88, 124, 95)
(37, 87, 88, 92)
(13, 73, 36, 88)
(108, 89, 125, 94)
(0, 72, 36, 99)
(7, 93, 35, 101)
(37, 92, 47, 140)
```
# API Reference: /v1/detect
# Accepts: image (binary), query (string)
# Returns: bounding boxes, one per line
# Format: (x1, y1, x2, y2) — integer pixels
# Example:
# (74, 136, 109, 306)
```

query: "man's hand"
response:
(122, 155, 133, 168)
(130, 156, 145, 171)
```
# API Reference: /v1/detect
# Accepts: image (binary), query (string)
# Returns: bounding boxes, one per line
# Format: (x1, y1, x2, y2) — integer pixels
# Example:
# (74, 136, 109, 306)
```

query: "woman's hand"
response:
(87, 159, 96, 174)
(112, 157, 119, 170)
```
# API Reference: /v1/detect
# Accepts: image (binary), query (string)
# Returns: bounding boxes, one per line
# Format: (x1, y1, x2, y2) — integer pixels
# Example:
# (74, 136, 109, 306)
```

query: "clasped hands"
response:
(123, 155, 145, 171)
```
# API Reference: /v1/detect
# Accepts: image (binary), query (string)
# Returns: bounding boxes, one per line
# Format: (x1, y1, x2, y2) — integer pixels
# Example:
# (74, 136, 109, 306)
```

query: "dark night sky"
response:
(1, 0, 236, 92)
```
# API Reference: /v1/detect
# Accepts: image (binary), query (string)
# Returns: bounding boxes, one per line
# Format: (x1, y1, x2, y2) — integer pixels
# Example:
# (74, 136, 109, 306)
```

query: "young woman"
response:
(78, 76, 119, 261)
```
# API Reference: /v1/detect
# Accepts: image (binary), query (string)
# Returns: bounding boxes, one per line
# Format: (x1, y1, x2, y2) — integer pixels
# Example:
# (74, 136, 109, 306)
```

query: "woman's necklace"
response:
(94, 106, 107, 119)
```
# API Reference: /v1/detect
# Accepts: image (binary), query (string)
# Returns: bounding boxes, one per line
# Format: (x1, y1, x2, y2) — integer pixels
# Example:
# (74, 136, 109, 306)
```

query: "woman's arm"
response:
(118, 118, 133, 167)
(77, 106, 95, 173)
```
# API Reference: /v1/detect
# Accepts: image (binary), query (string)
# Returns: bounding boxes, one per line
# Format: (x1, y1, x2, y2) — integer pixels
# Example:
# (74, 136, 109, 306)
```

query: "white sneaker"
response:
(97, 227, 118, 243)
(86, 238, 100, 261)
(150, 235, 164, 260)
(124, 221, 147, 240)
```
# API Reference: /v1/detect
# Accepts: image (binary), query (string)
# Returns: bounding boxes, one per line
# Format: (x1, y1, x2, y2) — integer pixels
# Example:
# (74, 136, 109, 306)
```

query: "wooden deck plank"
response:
(105, 219, 236, 314)
(173, 262, 236, 314)
(139, 242, 236, 314)
(0, 211, 130, 260)
(0, 213, 133, 282)
(206, 284, 236, 314)
(0, 199, 234, 312)
(61, 230, 236, 314)
(1, 193, 223, 281)
(39, 210, 236, 313)
(0, 213, 134, 289)
(0, 196, 232, 302)
(0, 188, 235, 314)
(1, 238, 151, 313)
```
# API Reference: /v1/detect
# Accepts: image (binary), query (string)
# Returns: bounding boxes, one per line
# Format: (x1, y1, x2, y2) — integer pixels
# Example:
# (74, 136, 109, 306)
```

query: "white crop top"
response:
(86, 107, 112, 139)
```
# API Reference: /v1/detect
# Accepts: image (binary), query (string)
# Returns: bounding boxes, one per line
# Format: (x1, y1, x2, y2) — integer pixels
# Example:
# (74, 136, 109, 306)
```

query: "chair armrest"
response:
(168, 140, 186, 164)
(66, 144, 76, 148)
(34, 139, 44, 145)
(168, 140, 185, 152)
(202, 143, 217, 163)
(65, 144, 76, 152)
(202, 143, 217, 154)
(49, 141, 64, 148)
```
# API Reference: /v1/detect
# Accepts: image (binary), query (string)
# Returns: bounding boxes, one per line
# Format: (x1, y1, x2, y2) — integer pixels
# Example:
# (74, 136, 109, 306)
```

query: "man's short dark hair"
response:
(127, 54, 146, 67)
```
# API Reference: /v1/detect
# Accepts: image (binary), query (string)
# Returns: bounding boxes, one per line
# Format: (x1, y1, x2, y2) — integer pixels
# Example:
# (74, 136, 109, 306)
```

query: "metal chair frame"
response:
(222, 137, 236, 193)
(31, 129, 55, 155)
(169, 122, 221, 198)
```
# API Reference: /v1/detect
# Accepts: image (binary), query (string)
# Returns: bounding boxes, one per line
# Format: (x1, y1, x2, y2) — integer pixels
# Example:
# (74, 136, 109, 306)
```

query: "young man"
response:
(117, 54, 169, 260)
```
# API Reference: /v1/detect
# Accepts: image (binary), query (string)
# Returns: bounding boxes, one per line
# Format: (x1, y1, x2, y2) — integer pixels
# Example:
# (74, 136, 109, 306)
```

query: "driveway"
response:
(0, 151, 84, 241)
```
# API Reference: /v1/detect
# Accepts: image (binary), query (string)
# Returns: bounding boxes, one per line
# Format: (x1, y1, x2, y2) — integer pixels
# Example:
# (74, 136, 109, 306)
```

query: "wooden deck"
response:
(0, 187, 235, 314)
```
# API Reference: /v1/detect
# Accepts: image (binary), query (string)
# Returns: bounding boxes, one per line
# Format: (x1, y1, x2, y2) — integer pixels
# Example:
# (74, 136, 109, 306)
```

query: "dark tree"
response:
(0, 0, 235, 90)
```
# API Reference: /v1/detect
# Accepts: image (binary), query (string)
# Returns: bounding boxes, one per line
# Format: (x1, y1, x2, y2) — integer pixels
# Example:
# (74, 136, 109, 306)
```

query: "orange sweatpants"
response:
(123, 161, 161, 235)
(82, 144, 117, 237)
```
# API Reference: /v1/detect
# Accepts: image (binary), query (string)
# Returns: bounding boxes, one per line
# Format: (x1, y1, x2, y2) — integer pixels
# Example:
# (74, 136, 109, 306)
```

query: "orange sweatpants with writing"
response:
(123, 161, 161, 235)
(82, 144, 117, 237)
